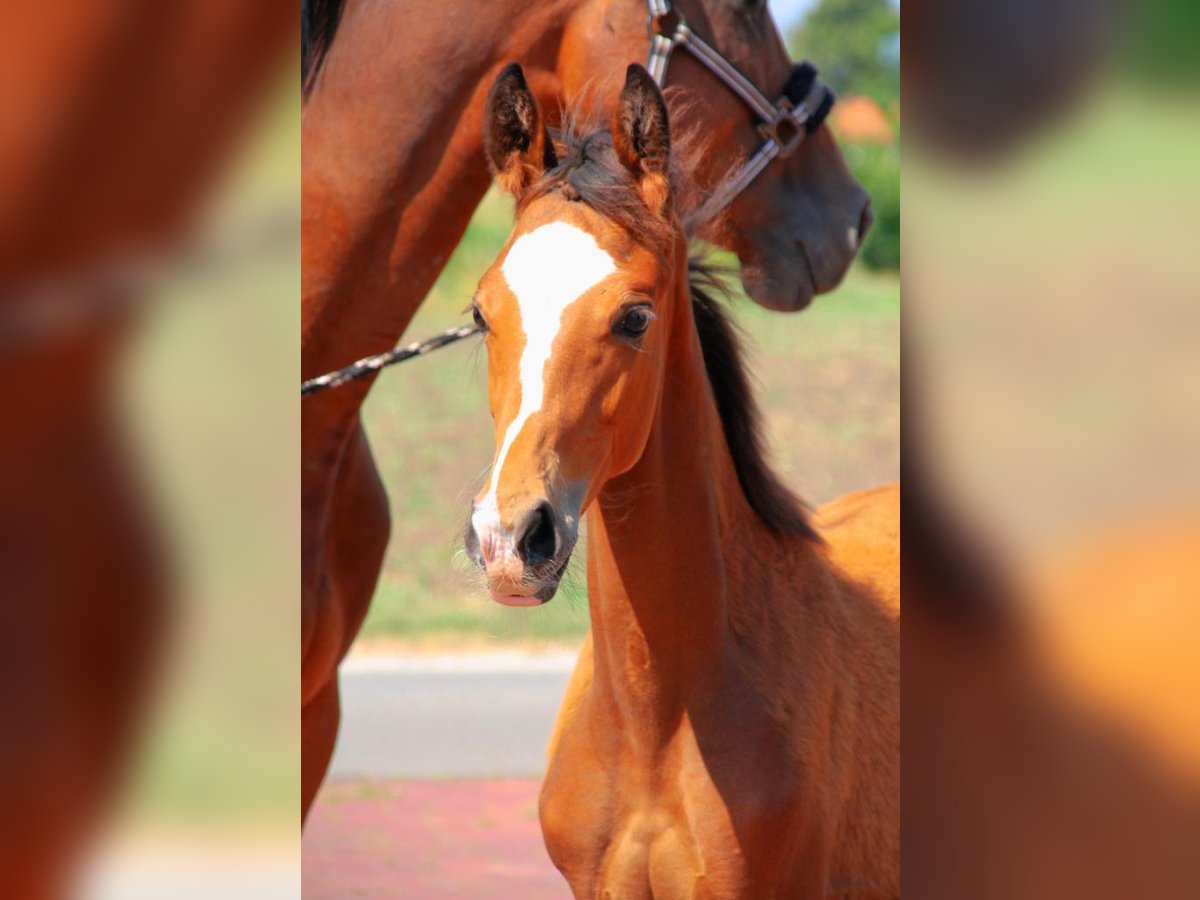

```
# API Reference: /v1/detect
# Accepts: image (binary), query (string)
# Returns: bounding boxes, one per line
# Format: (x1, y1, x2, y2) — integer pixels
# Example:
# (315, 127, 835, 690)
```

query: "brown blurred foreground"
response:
(1, 3, 293, 897)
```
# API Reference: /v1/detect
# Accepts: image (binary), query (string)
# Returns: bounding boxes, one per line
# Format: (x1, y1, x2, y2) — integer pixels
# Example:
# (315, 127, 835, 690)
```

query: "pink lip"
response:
(488, 592, 543, 607)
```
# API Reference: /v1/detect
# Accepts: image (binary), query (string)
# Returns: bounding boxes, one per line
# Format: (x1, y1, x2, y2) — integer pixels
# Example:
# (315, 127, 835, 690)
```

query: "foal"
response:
(464, 64, 899, 899)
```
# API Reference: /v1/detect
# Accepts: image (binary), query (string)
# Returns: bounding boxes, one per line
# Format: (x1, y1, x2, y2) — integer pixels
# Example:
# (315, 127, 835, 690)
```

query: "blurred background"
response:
(904, 0, 1200, 896)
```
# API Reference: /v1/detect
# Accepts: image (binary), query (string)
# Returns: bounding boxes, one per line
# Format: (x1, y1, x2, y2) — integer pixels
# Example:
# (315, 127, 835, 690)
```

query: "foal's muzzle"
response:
(465, 499, 575, 606)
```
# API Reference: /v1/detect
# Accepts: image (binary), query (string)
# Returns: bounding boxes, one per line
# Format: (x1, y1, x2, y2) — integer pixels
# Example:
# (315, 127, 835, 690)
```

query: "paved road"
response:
(307, 654, 580, 898)
(303, 779, 567, 900)
(330, 653, 577, 779)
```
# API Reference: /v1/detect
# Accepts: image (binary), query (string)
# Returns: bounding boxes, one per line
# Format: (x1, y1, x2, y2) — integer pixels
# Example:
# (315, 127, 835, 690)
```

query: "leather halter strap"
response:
(643, 0, 834, 216)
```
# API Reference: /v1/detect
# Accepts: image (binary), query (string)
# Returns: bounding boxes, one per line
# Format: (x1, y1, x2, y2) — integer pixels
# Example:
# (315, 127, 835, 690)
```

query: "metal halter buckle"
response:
(758, 101, 806, 159)
(647, 5, 685, 40)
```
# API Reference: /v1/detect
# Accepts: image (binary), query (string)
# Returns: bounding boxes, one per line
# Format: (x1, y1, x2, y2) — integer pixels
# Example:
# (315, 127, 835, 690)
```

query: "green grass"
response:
(360, 190, 899, 645)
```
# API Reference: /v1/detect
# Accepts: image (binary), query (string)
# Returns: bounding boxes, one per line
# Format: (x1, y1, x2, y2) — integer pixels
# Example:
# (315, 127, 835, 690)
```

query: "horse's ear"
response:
(611, 64, 671, 215)
(484, 63, 557, 197)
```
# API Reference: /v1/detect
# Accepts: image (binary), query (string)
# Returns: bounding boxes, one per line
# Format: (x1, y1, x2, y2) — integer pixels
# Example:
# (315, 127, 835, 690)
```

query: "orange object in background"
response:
(830, 94, 895, 144)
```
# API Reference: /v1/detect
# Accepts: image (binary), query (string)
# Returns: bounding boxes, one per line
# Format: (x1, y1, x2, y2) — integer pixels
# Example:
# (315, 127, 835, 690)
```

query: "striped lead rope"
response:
(301, 323, 480, 396)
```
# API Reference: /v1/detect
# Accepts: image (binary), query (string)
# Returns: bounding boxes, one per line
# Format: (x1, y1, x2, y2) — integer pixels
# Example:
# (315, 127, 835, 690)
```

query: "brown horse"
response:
(301, 0, 871, 817)
(462, 64, 898, 898)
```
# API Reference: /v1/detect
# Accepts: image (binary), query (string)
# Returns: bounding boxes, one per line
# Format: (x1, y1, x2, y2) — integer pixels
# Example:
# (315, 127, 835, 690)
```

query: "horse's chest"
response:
(600, 807, 738, 900)
(544, 774, 746, 899)
(541, 713, 798, 898)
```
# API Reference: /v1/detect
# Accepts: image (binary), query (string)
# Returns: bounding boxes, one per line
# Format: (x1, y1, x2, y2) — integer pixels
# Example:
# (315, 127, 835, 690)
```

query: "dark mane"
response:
(689, 264, 819, 540)
(525, 118, 816, 539)
(302, 0, 346, 98)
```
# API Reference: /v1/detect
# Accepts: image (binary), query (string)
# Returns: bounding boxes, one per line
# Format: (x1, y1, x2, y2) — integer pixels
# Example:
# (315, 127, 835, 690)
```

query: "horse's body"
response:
(541, 482, 901, 898)
(464, 65, 898, 897)
(301, 0, 870, 816)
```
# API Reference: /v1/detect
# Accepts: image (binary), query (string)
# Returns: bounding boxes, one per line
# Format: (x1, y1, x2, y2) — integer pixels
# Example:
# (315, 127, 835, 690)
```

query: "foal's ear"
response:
(484, 63, 557, 197)
(611, 64, 671, 215)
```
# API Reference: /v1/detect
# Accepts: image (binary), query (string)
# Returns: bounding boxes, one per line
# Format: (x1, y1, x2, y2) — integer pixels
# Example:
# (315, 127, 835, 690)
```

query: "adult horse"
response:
(461, 63, 899, 898)
(301, 0, 872, 817)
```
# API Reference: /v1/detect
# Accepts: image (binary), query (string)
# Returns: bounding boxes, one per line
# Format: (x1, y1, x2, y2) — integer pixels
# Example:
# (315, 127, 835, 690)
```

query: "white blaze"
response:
(472, 221, 616, 539)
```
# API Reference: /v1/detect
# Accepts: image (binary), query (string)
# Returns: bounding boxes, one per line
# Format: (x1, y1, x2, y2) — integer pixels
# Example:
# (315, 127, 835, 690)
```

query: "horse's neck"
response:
(301, 1, 595, 377)
(585, 272, 771, 743)
(300, 0, 581, 537)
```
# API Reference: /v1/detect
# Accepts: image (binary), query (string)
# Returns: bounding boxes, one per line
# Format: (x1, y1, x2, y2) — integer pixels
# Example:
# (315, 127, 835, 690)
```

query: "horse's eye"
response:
(472, 304, 488, 332)
(614, 305, 654, 341)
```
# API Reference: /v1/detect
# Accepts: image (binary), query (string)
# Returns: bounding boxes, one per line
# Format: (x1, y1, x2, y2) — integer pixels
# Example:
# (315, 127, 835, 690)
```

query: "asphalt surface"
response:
(329, 653, 577, 779)
(303, 779, 566, 899)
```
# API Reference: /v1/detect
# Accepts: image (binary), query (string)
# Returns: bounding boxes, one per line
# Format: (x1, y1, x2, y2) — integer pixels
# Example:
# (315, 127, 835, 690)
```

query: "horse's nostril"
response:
(857, 201, 874, 247)
(515, 501, 558, 567)
(464, 518, 484, 566)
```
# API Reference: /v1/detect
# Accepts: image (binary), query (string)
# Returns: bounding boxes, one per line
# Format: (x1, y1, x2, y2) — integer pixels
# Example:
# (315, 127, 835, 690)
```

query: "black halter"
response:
(644, 0, 834, 215)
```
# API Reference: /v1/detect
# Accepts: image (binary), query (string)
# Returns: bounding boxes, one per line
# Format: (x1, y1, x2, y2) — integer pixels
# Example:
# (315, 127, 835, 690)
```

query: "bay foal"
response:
(465, 65, 899, 898)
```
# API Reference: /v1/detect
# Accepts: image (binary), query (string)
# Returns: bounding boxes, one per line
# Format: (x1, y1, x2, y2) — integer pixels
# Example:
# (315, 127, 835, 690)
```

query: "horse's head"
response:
(465, 64, 689, 605)
(560, 0, 871, 311)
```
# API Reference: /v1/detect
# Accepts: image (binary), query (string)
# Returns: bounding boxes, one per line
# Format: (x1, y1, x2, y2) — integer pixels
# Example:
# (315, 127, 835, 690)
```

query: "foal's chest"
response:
(540, 708, 804, 899)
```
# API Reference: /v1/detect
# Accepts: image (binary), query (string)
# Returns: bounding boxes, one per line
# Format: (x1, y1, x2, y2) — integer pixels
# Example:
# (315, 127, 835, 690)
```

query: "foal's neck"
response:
(585, 258, 768, 742)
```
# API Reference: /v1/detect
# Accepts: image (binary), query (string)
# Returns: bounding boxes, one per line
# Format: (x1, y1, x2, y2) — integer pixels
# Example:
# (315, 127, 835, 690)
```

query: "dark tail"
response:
(302, 0, 347, 98)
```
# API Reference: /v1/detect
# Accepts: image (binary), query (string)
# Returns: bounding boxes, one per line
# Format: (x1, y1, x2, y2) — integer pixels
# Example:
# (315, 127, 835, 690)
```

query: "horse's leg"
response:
(325, 422, 391, 653)
(301, 420, 390, 820)
(302, 673, 341, 823)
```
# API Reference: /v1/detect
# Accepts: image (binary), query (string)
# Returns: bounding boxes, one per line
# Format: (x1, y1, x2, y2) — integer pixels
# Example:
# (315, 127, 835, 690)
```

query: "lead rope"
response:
(300, 324, 479, 395)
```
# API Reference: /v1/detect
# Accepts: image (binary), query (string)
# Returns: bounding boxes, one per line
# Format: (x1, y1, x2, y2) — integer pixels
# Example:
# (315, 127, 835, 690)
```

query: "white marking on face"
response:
(472, 221, 616, 543)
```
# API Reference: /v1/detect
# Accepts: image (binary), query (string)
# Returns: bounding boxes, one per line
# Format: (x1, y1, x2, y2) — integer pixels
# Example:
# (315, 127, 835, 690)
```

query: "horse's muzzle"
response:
(465, 499, 576, 604)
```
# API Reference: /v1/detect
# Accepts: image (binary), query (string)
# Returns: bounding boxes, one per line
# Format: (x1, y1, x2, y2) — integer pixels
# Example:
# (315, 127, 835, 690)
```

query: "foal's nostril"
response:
(464, 519, 483, 567)
(515, 501, 558, 567)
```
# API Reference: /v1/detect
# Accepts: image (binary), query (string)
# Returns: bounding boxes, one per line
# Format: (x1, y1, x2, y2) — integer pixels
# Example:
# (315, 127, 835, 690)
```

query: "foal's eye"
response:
(613, 305, 654, 341)
(471, 304, 488, 332)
